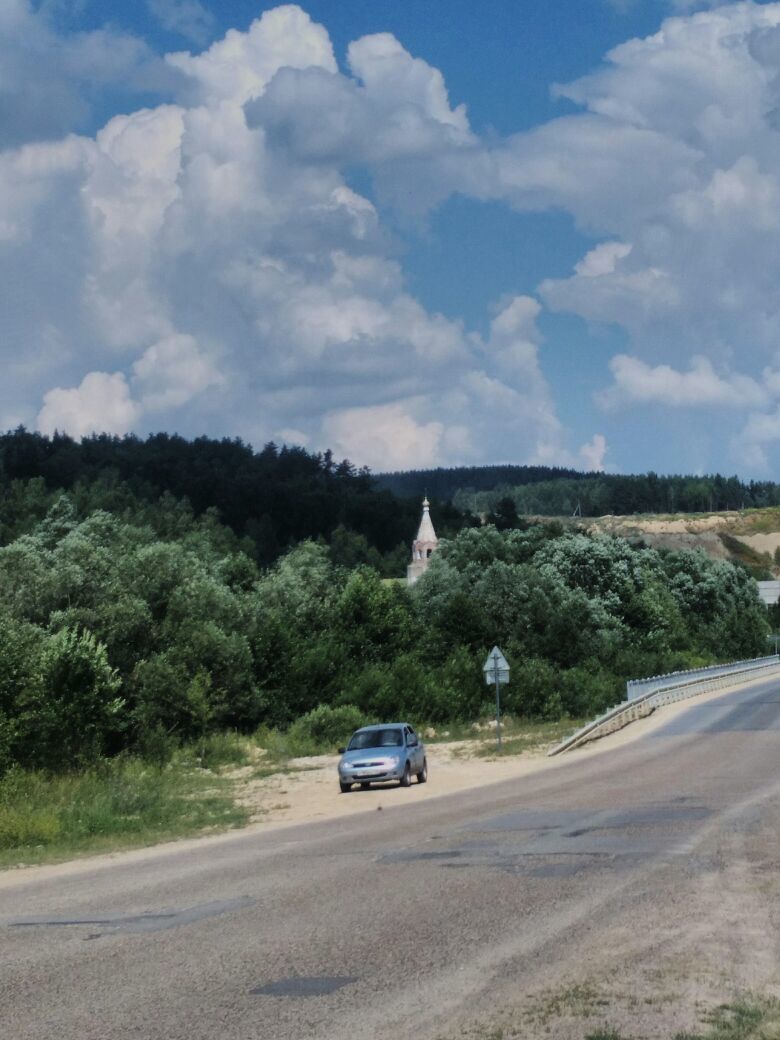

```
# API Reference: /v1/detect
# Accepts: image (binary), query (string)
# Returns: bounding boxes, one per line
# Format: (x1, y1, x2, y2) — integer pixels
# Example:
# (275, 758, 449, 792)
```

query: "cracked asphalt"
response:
(2, 678, 779, 1039)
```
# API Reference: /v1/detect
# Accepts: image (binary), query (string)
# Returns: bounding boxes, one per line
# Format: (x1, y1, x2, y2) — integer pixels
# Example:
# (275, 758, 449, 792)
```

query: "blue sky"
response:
(4, 0, 780, 477)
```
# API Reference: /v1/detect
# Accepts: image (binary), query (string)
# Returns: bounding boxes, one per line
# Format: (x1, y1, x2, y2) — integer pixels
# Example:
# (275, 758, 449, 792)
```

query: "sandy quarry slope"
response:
(582, 506, 780, 573)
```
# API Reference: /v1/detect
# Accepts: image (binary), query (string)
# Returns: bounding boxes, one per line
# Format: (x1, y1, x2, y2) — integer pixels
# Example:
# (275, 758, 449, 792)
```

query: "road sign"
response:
(483, 646, 509, 751)
(483, 646, 510, 685)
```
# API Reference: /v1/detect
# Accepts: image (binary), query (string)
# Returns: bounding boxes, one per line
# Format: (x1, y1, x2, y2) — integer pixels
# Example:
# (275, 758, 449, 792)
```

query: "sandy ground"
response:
(740, 531, 780, 556)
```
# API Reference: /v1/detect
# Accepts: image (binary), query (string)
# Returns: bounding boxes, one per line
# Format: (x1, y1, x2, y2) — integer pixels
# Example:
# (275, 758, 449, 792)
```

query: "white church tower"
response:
(407, 497, 439, 585)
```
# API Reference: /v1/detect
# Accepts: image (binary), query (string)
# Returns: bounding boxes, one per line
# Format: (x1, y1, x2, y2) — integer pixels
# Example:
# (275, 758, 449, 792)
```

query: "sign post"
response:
(483, 646, 510, 751)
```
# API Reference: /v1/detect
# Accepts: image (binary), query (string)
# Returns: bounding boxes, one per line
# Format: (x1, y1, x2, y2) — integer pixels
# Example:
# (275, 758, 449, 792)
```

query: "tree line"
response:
(377, 465, 780, 516)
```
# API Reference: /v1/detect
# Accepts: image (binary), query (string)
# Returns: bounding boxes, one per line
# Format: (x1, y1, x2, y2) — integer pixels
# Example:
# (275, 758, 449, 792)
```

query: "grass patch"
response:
(469, 717, 585, 758)
(717, 533, 773, 579)
(674, 997, 780, 1039)
(582, 996, 780, 1040)
(0, 757, 249, 868)
(187, 731, 251, 771)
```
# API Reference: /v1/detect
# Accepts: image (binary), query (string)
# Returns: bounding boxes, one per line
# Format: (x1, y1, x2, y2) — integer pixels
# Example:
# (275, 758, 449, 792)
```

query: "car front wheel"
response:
(417, 758, 427, 784)
(339, 781, 352, 793)
(400, 762, 412, 787)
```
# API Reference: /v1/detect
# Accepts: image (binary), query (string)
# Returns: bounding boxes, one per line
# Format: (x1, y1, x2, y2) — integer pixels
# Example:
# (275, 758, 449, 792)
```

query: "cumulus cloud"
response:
(132, 334, 224, 412)
(598, 355, 769, 409)
(21, 2, 780, 471)
(0, 0, 176, 147)
(580, 434, 608, 472)
(167, 5, 337, 105)
(322, 401, 445, 471)
(38, 372, 139, 439)
(0, 5, 577, 469)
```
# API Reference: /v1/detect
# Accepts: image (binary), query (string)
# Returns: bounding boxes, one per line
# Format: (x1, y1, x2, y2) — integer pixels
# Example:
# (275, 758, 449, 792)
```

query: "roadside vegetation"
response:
(464, 995, 780, 1040)
(0, 755, 249, 868)
(0, 430, 771, 863)
(581, 996, 780, 1040)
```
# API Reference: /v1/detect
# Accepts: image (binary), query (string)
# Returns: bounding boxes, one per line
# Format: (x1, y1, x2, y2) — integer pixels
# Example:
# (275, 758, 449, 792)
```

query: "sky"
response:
(5, 0, 780, 477)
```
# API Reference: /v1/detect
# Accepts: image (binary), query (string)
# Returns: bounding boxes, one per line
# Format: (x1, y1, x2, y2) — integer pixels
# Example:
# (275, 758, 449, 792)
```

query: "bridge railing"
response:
(547, 654, 780, 757)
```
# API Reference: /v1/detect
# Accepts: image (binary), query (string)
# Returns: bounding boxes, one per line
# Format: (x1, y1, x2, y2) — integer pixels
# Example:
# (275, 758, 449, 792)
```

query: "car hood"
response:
(339, 748, 403, 765)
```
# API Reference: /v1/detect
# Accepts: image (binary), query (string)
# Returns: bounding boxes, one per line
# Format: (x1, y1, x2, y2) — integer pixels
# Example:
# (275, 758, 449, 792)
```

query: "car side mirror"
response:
(337, 747, 346, 755)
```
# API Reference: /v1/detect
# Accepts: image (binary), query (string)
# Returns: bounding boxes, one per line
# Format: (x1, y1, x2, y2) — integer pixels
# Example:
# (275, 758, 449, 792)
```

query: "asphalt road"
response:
(2, 679, 780, 1040)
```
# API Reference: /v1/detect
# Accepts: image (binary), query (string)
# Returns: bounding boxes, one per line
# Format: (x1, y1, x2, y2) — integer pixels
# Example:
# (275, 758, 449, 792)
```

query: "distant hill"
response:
(374, 466, 780, 517)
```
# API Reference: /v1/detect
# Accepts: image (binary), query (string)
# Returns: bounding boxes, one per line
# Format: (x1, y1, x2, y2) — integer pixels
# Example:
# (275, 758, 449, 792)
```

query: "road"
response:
(2, 679, 780, 1039)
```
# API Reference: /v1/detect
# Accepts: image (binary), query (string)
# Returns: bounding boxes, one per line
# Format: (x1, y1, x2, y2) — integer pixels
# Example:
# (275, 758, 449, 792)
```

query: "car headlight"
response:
(386, 755, 401, 766)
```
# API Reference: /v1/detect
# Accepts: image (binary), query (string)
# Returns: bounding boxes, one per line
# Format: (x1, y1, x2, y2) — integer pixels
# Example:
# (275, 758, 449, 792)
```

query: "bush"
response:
(502, 658, 562, 720)
(14, 628, 123, 771)
(285, 704, 367, 755)
(559, 665, 622, 717)
(194, 731, 249, 770)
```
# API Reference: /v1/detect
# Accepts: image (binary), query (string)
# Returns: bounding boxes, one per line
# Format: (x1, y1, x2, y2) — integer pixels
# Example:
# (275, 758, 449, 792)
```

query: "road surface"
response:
(2, 678, 780, 1039)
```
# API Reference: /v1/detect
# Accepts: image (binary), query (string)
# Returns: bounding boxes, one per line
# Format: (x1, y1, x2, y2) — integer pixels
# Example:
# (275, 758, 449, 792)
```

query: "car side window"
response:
(407, 728, 417, 747)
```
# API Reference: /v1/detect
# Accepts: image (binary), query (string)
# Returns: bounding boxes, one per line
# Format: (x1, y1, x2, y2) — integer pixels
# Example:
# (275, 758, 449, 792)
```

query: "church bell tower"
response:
(407, 497, 439, 585)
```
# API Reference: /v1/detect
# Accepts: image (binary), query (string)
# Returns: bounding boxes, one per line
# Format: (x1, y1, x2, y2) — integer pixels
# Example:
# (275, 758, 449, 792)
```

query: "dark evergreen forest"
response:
(0, 428, 464, 571)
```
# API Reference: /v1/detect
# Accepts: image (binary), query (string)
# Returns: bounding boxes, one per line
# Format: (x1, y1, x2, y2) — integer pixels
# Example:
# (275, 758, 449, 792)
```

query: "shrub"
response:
(195, 731, 250, 770)
(286, 704, 367, 755)
(502, 658, 562, 720)
(14, 628, 123, 771)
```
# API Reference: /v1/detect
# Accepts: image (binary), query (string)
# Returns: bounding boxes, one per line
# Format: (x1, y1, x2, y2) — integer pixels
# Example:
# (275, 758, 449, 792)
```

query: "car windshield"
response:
(347, 728, 403, 750)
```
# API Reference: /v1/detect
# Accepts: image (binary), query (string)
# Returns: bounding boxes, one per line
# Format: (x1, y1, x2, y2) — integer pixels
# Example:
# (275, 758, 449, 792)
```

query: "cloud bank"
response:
(7, 2, 780, 472)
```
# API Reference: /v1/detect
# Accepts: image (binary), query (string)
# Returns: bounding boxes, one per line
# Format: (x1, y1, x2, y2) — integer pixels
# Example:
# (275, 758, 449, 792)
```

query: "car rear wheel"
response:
(339, 781, 352, 793)
(360, 781, 370, 790)
(400, 762, 412, 787)
(416, 758, 427, 784)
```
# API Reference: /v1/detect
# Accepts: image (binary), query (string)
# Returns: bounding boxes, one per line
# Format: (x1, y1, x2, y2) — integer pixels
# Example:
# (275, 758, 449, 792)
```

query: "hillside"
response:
(375, 466, 780, 517)
(584, 507, 780, 580)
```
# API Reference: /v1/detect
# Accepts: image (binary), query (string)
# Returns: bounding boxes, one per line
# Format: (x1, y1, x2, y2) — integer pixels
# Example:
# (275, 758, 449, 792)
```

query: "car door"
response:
(406, 726, 422, 771)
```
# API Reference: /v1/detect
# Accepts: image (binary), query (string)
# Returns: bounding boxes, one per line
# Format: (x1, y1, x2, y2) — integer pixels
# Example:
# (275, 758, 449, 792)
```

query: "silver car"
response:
(338, 723, 427, 792)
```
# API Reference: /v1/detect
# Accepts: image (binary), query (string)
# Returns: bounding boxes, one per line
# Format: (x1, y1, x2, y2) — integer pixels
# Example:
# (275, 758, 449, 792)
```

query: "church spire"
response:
(407, 496, 439, 585)
(415, 496, 437, 544)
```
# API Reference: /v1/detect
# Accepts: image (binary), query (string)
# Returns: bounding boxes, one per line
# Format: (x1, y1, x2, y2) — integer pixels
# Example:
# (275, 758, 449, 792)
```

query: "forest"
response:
(0, 428, 464, 573)
(379, 465, 780, 516)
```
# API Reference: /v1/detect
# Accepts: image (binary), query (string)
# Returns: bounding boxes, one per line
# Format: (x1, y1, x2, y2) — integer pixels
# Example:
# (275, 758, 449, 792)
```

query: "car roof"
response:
(353, 722, 410, 732)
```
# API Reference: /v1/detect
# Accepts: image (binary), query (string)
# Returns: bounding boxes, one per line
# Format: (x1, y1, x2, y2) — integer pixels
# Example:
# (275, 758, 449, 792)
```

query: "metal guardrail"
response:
(548, 655, 780, 756)
(625, 655, 780, 701)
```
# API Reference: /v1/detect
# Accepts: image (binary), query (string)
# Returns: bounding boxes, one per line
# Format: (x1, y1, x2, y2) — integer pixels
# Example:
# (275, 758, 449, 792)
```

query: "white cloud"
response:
(38, 372, 139, 439)
(580, 434, 608, 472)
(322, 401, 444, 470)
(13, 3, 755, 471)
(147, 0, 215, 45)
(0, 0, 175, 147)
(132, 333, 224, 411)
(598, 355, 769, 409)
(167, 5, 337, 105)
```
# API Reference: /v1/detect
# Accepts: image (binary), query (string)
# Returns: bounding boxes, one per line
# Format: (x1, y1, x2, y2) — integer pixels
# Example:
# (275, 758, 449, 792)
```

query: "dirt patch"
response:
(740, 532, 780, 557)
(229, 737, 563, 827)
